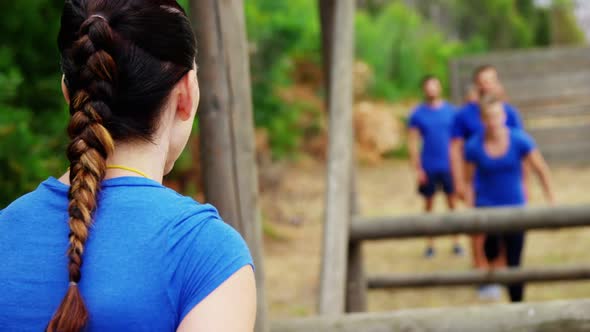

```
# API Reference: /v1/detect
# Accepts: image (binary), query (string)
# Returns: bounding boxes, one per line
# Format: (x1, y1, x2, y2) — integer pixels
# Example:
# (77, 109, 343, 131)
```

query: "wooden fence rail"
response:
(272, 299, 590, 332)
(350, 205, 590, 241)
(368, 265, 590, 289)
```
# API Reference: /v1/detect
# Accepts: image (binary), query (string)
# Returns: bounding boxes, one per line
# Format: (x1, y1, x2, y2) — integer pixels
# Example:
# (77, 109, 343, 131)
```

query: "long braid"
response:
(47, 14, 116, 332)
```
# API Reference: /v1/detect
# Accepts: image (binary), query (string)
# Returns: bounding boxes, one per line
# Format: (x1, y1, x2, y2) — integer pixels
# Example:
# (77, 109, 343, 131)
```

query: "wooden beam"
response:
(321, 0, 365, 312)
(271, 299, 590, 332)
(319, 0, 356, 315)
(346, 241, 367, 312)
(368, 265, 590, 289)
(351, 205, 590, 241)
(346, 166, 366, 312)
(191, 1, 268, 331)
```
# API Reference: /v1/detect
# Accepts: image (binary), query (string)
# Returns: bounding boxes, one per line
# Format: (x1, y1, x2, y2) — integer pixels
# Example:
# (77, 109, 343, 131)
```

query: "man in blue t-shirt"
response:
(408, 75, 463, 258)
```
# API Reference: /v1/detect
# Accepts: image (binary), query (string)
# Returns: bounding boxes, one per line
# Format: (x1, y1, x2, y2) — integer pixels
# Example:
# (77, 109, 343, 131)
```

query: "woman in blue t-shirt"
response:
(0, 2, 255, 332)
(464, 94, 555, 303)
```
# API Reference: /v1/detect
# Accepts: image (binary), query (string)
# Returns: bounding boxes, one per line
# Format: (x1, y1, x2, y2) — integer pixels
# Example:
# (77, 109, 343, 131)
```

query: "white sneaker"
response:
(478, 284, 502, 301)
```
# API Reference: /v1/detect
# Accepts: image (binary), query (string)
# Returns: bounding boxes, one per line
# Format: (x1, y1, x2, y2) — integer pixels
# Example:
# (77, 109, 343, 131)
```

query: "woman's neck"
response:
(59, 141, 168, 185)
(485, 127, 508, 141)
(106, 141, 167, 182)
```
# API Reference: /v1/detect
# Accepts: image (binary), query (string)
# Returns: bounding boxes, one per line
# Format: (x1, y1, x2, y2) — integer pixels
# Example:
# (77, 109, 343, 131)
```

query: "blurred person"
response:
(0, 1, 256, 331)
(464, 84, 479, 104)
(408, 75, 463, 259)
(449, 65, 524, 298)
(451, 65, 523, 197)
(464, 94, 555, 303)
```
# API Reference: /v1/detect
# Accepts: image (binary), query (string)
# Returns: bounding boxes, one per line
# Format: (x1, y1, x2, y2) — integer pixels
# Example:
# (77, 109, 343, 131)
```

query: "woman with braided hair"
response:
(0, 1, 255, 331)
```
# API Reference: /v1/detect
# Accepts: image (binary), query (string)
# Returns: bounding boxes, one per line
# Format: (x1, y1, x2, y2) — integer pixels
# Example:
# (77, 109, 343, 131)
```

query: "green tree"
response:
(0, 1, 67, 208)
(551, 0, 586, 45)
(355, 2, 480, 99)
(245, 0, 321, 158)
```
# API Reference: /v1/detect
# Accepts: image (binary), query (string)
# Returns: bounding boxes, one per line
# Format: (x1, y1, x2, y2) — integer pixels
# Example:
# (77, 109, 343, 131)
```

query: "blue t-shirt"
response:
(452, 101, 523, 141)
(0, 177, 253, 331)
(465, 129, 536, 207)
(408, 101, 456, 173)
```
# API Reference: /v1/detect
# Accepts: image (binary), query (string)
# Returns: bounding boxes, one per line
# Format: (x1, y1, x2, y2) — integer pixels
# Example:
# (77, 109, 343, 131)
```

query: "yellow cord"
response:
(106, 165, 149, 178)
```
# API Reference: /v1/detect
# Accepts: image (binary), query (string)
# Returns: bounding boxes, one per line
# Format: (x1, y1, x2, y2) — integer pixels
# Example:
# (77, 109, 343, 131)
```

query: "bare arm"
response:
(177, 266, 256, 332)
(463, 162, 476, 207)
(408, 128, 426, 184)
(450, 138, 465, 199)
(525, 149, 555, 204)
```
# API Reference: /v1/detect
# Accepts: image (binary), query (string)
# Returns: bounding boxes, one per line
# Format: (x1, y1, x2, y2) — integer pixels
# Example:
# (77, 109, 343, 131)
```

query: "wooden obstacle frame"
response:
(190, 1, 590, 331)
(350, 205, 590, 295)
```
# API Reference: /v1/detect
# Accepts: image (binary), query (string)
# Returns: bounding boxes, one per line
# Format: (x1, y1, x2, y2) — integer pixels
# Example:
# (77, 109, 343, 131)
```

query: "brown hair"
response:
(479, 93, 502, 117)
(49, 1, 196, 331)
(472, 64, 496, 83)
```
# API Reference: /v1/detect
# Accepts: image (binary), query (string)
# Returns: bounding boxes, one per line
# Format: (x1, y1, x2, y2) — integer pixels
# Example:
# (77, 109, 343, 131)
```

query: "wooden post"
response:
(345, 240, 367, 312)
(346, 132, 366, 312)
(346, 161, 367, 312)
(191, 1, 268, 331)
(318, 0, 356, 315)
(320, 0, 365, 312)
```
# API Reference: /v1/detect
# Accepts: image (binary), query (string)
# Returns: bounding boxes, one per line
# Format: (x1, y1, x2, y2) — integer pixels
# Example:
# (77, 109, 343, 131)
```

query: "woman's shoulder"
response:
(509, 128, 534, 143)
(509, 128, 536, 151)
(159, 190, 249, 257)
(164, 195, 253, 321)
(0, 179, 64, 220)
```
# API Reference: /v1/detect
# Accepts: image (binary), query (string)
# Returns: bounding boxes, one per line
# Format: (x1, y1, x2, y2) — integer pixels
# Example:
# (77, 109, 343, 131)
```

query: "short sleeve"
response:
(408, 109, 420, 129)
(167, 204, 254, 322)
(515, 130, 536, 158)
(464, 137, 479, 163)
(505, 104, 524, 129)
(451, 111, 467, 139)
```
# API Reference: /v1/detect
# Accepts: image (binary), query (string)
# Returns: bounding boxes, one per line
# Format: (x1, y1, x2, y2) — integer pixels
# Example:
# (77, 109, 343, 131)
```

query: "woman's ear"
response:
(175, 69, 198, 121)
(61, 75, 70, 105)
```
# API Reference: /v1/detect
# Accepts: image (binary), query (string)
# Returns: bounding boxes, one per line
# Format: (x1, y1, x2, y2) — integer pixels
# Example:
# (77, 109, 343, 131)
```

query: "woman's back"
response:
(0, 177, 252, 331)
(2, 1, 257, 330)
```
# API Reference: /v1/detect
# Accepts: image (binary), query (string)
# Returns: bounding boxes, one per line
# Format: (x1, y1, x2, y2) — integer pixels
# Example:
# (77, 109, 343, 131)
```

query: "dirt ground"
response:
(260, 158, 590, 319)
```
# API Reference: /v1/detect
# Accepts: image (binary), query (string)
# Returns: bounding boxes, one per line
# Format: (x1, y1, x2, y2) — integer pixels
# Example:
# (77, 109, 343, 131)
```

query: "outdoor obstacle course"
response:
(189, 1, 590, 331)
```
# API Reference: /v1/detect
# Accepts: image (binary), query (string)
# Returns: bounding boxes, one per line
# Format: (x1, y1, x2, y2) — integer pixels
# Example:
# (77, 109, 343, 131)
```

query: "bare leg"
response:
(472, 234, 489, 269)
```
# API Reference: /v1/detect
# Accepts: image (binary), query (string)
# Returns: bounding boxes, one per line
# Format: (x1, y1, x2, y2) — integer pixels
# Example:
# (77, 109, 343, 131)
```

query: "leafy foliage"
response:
(355, 2, 484, 100)
(245, 0, 321, 159)
(0, 1, 67, 208)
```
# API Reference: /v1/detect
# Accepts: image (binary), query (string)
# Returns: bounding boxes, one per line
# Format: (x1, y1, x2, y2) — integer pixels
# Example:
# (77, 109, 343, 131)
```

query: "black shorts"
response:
(418, 171, 454, 198)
